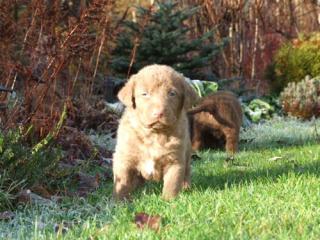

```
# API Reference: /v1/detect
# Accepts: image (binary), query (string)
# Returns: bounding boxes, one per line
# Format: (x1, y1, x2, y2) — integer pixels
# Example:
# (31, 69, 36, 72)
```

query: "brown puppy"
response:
(112, 64, 198, 201)
(188, 91, 242, 155)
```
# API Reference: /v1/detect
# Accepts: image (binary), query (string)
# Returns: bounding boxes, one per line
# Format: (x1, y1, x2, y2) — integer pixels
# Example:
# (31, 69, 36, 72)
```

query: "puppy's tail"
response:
(188, 104, 234, 129)
(187, 104, 213, 115)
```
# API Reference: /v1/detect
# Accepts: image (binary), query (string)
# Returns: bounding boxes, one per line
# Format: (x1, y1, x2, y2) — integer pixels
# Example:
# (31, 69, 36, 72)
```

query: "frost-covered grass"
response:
(1, 117, 320, 239)
(88, 130, 116, 152)
(241, 117, 320, 149)
(0, 192, 114, 239)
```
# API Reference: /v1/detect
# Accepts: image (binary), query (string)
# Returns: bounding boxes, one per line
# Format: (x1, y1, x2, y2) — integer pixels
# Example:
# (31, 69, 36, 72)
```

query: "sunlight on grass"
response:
(1, 118, 320, 239)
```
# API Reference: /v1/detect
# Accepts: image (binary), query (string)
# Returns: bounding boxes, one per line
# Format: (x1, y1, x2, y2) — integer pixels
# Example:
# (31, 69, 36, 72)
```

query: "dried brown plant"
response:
(179, 0, 320, 93)
(0, 0, 118, 138)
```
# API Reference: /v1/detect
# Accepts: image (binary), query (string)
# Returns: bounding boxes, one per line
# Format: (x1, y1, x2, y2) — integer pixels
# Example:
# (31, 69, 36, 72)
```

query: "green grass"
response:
(1, 118, 320, 239)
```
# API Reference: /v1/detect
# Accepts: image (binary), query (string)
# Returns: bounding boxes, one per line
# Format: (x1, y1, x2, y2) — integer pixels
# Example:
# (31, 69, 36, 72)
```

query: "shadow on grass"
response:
(239, 138, 320, 151)
(125, 159, 320, 199)
(126, 162, 320, 201)
(110, 143, 320, 199)
(104, 142, 320, 200)
(192, 159, 320, 191)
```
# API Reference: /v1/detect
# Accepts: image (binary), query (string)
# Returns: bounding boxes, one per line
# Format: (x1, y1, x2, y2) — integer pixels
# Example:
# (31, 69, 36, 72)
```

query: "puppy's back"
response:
(189, 91, 242, 129)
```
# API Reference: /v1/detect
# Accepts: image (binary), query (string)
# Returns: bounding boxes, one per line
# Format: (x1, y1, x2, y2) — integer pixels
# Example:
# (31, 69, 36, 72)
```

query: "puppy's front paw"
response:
(182, 181, 191, 190)
(162, 191, 177, 201)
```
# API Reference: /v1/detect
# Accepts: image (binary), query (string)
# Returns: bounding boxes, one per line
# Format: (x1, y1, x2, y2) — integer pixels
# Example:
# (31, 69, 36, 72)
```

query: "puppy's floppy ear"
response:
(117, 75, 136, 108)
(183, 80, 200, 110)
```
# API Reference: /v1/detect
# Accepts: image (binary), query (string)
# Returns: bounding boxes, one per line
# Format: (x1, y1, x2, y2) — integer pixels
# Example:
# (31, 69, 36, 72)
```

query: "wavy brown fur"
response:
(113, 64, 199, 201)
(188, 91, 242, 155)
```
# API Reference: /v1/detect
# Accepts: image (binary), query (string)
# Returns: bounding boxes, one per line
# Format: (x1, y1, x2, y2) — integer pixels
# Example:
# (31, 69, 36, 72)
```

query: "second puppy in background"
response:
(188, 91, 242, 157)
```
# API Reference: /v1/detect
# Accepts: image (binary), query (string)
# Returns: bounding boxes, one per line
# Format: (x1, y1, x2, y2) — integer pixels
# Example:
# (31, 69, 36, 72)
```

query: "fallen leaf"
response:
(17, 189, 52, 205)
(134, 212, 161, 232)
(0, 211, 15, 220)
(268, 156, 283, 161)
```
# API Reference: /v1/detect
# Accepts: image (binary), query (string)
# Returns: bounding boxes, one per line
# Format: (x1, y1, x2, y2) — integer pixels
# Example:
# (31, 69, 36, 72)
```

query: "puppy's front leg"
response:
(113, 165, 140, 201)
(162, 164, 184, 200)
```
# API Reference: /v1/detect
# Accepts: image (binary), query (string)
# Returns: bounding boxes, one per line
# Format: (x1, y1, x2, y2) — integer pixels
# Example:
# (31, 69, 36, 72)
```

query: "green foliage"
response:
(0, 128, 62, 210)
(111, 1, 227, 80)
(0, 106, 66, 210)
(243, 98, 277, 123)
(280, 75, 320, 119)
(188, 79, 218, 97)
(267, 32, 320, 92)
(0, 172, 24, 210)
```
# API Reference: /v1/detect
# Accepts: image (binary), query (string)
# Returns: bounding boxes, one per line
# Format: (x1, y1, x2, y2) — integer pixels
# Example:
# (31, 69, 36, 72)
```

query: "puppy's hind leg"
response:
(191, 120, 203, 151)
(222, 128, 239, 164)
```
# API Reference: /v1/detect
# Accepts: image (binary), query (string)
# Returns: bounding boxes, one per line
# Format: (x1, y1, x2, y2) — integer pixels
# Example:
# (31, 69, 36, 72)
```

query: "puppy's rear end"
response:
(189, 91, 242, 155)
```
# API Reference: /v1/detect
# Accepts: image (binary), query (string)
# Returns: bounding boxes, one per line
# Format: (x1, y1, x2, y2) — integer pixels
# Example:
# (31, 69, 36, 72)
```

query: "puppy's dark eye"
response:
(141, 92, 149, 97)
(168, 90, 177, 97)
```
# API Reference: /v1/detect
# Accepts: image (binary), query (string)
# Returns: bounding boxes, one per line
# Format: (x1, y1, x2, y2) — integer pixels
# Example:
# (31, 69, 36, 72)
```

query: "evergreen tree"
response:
(110, 1, 227, 80)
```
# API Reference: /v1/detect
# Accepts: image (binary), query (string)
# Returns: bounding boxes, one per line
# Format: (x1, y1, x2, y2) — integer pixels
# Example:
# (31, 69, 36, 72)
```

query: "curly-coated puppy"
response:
(188, 91, 242, 155)
(112, 64, 199, 201)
